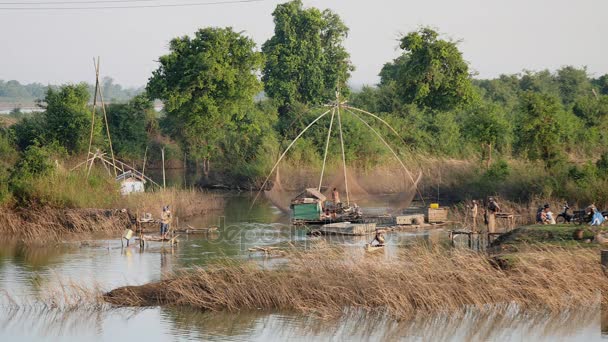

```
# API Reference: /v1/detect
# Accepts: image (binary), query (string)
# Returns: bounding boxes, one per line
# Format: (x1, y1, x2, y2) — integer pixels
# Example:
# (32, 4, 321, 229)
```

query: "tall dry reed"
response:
(116, 188, 224, 218)
(104, 245, 607, 319)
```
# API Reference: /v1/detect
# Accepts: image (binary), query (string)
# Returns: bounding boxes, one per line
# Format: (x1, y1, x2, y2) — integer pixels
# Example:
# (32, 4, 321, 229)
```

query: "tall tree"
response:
(389, 27, 474, 111)
(262, 0, 352, 116)
(106, 94, 155, 159)
(515, 92, 564, 165)
(556, 66, 591, 105)
(147, 27, 264, 175)
(463, 103, 509, 167)
(43, 84, 92, 153)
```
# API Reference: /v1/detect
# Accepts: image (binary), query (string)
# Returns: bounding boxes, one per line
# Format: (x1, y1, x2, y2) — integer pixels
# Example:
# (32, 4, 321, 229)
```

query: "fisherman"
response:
(371, 228, 387, 246)
(470, 200, 479, 231)
(486, 197, 500, 233)
(160, 205, 172, 238)
(332, 188, 341, 206)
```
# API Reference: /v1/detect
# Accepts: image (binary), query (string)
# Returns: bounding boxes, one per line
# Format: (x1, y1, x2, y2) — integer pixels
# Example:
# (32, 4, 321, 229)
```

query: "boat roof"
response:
(295, 188, 327, 202)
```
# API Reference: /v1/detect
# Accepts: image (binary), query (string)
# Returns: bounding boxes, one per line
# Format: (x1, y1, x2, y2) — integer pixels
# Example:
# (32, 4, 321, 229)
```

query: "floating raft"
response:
(136, 234, 180, 245)
(317, 222, 377, 236)
(174, 225, 219, 234)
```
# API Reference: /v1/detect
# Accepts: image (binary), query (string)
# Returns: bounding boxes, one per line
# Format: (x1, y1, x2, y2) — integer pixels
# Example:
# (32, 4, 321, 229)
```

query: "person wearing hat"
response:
(160, 205, 172, 238)
(486, 197, 500, 233)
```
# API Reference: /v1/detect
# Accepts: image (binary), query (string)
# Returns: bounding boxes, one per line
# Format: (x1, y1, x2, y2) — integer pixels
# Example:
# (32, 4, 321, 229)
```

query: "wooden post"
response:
(161, 147, 166, 189)
(601, 250, 608, 272)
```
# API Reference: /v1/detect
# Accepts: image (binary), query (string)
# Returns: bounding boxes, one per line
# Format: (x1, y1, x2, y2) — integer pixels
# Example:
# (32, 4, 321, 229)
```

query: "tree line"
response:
(2, 0, 608, 204)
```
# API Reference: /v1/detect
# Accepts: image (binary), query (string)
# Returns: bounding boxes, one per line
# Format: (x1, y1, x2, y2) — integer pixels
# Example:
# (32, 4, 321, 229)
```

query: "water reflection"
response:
(0, 304, 601, 341)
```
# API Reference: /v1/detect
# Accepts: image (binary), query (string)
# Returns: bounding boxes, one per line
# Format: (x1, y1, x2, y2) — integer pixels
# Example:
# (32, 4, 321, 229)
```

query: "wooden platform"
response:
(317, 222, 377, 236)
(174, 225, 218, 234)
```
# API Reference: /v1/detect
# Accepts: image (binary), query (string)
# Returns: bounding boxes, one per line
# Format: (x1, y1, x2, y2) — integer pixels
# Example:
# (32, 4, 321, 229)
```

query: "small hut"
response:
(116, 171, 145, 195)
(290, 188, 326, 221)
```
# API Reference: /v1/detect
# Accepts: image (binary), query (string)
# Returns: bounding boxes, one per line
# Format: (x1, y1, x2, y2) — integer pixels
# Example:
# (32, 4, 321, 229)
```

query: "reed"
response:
(0, 207, 129, 242)
(116, 188, 224, 219)
(104, 244, 607, 319)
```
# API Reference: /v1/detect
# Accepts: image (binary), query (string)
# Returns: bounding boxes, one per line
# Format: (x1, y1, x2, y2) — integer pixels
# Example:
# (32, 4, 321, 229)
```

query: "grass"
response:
(117, 188, 224, 219)
(0, 207, 130, 241)
(104, 244, 607, 319)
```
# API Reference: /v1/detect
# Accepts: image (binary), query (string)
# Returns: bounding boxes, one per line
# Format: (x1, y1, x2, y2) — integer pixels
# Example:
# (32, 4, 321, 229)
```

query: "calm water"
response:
(0, 192, 604, 341)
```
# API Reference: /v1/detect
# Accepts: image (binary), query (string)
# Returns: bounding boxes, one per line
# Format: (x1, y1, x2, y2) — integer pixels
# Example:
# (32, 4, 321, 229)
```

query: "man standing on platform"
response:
(332, 188, 341, 207)
(486, 197, 500, 233)
(160, 205, 172, 238)
(470, 200, 479, 231)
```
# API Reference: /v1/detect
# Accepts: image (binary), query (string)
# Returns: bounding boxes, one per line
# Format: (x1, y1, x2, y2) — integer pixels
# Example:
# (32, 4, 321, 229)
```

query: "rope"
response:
(318, 108, 335, 191)
(250, 108, 332, 211)
(336, 105, 350, 206)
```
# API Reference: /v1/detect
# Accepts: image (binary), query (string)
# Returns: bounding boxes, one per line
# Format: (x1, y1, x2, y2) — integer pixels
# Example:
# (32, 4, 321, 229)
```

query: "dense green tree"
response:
(593, 74, 608, 95)
(515, 92, 564, 165)
(556, 66, 592, 105)
(147, 27, 265, 175)
(262, 0, 352, 116)
(11, 113, 47, 150)
(463, 103, 509, 167)
(519, 70, 560, 97)
(389, 27, 475, 111)
(43, 84, 92, 153)
(106, 94, 155, 159)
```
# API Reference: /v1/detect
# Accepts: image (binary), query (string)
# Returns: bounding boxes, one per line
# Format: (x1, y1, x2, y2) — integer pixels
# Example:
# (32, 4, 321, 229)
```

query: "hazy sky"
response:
(1, 0, 606, 87)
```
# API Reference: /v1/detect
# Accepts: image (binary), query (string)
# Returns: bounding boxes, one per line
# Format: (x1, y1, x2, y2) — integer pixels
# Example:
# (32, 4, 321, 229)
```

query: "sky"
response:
(0, 0, 607, 88)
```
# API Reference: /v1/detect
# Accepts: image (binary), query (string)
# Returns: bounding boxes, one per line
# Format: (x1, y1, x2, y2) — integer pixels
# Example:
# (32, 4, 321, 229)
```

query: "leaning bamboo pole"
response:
(318, 108, 336, 191)
(250, 108, 332, 210)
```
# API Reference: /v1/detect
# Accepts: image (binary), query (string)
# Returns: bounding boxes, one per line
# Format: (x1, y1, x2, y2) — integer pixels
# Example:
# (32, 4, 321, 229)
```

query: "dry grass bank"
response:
(104, 245, 606, 319)
(0, 207, 129, 241)
(0, 190, 224, 242)
(117, 188, 224, 219)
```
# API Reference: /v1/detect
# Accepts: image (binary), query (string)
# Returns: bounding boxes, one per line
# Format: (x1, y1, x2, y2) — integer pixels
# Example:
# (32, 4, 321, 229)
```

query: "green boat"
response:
(291, 188, 362, 225)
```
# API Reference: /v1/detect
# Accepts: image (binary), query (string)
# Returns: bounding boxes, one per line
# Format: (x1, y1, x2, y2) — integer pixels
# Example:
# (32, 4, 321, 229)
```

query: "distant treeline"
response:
(0, 78, 144, 104)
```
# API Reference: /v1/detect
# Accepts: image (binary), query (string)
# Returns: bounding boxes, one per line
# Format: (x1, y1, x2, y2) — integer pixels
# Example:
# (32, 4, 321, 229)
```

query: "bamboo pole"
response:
(250, 108, 332, 211)
(162, 147, 166, 189)
(318, 108, 335, 191)
(86, 57, 100, 175)
(96, 73, 118, 177)
(336, 103, 350, 206)
(141, 145, 148, 181)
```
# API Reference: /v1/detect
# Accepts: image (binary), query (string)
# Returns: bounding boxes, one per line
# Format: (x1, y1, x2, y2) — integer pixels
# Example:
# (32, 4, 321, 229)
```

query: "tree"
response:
(43, 84, 92, 153)
(106, 94, 155, 159)
(556, 66, 591, 105)
(515, 92, 564, 165)
(463, 103, 509, 167)
(147, 27, 264, 175)
(390, 27, 475, 111)
(262, 0, 352, 114)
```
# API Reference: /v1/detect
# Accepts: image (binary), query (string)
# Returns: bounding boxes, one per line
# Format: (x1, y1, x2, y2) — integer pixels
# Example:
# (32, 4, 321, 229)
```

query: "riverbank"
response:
(0, 189, 225, 242)
(104, 244, 606, 319)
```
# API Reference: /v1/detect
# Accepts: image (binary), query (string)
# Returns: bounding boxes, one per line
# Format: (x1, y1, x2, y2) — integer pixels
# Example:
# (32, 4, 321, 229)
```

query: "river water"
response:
(0, 192, 605, 341)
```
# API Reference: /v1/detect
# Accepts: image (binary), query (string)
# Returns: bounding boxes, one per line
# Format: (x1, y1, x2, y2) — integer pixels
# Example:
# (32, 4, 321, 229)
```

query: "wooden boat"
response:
(364, 243, 385, 253)
(291, 188, 363, 225)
